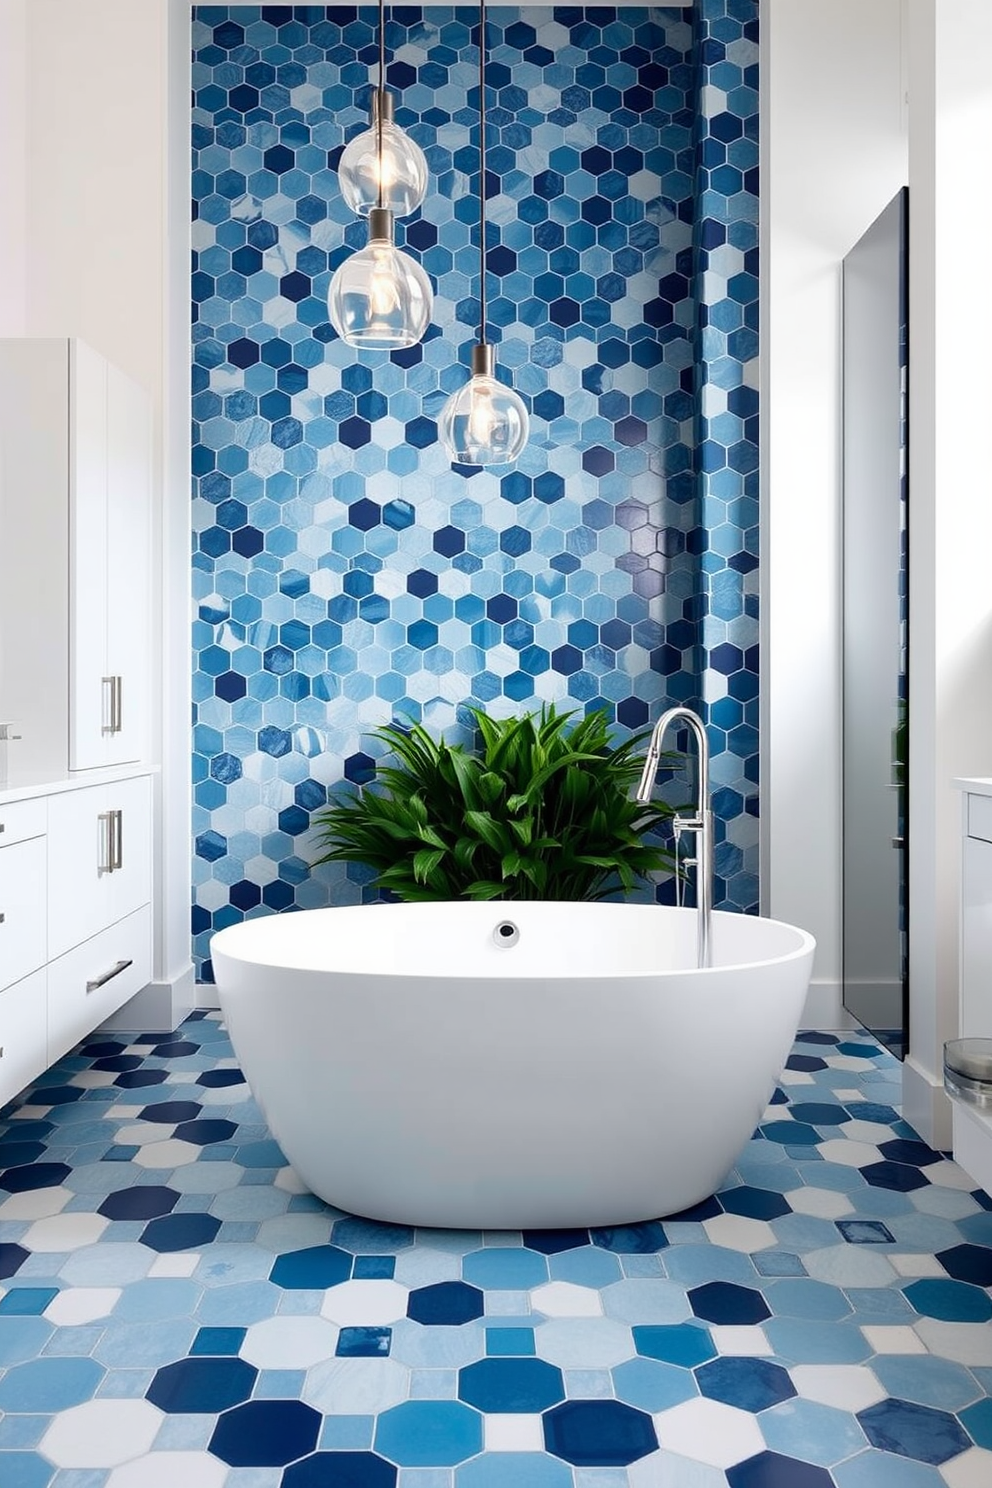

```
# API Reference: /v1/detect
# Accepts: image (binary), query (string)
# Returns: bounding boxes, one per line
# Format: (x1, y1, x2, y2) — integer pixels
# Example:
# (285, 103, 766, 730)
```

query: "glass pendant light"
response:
(438, 0, 529, 465)
(327, 0, 433, 349)
(339, 88, 428, 220)
(328, 207, 433, 349)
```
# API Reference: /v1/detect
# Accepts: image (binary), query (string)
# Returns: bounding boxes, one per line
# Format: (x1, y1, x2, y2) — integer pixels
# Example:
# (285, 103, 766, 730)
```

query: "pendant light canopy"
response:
(327, 206, 433, 350)
(339, 88, 428, 220)
(328, 0, 433, 349)
(439, 0, 529, 465)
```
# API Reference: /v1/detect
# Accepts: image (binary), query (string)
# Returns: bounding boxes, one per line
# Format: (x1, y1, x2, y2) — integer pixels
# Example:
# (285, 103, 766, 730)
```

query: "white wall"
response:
(904, 0, 992, 1147)
(762, 0, 908, 1025)
(0, 0, 192, 1017)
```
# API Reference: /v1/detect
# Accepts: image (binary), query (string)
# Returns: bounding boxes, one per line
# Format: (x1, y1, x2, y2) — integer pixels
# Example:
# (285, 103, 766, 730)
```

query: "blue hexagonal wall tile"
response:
(190, 1, 761, 959)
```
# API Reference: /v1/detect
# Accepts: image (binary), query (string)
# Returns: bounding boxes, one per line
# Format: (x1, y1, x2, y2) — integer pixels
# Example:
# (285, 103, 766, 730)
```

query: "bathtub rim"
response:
(209, 901, 816, 981)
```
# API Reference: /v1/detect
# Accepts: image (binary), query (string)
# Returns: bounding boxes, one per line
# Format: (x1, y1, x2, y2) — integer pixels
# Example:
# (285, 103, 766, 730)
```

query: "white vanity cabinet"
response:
(0, 771, 152, 1110)
(951, 779, 992, 1194)
(0, 338, 151, 778)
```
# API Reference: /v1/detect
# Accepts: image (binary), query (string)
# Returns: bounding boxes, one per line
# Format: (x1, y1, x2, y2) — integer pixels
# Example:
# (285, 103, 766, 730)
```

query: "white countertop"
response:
(0, 762, 156, 806)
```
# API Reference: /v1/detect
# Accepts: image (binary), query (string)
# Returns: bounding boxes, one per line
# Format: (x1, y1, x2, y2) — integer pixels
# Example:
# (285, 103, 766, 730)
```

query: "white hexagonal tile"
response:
(23, 1212, 109, 1252)
(915, 1319, 992, 1366)
(319, 1279, 409, 1326)
(44, 1287, 121, 1325)
(274, 1165, 310, 1194)
(107, 1451, 228, 1488)
(41, 1399, 163, 1468)
(926, 1160, 977, 1190)
(709, 1325, 773, 1356)
(531, 1281, 603, 1317)
(860, 1325, 927, 1355)
(483, 1413, 545, 1451)
(839, 1119, 897, 1144)
(0, 1185, 73, 1220)
(133, 1139, 203, 1169)
(888, 1252, 949, 1277)
(815, 1139, 882, 1168)
(790, 1364, 887, 1412)
(148, 1253, 201, 1278)
(655, 1397, 764, 1468)
(940, 1446, 992, 1487)
(241, 1315, 340, 1369)
(702, 1214, 777, 1253)
(783, 1187, 854, 1220)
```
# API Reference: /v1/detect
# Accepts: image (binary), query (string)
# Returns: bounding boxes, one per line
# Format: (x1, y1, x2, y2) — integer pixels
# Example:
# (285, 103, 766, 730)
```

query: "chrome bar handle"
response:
(86, 958, 133, 994)
(102, 676, 123, 734)
(112, 809, 123, 871)
(98, 811, 112, 873)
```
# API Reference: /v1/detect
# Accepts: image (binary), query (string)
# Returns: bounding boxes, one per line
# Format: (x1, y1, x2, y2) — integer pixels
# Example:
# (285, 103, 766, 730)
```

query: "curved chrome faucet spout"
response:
(636, 706, 713, 969)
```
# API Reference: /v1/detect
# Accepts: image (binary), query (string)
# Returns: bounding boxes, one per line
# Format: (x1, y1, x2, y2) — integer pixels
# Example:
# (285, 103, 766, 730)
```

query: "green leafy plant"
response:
(311, 704, 679, 902)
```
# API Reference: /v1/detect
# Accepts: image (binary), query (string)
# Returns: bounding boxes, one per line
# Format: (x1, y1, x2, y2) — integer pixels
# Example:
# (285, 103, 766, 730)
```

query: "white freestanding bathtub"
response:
(210, 902, 815, 1229)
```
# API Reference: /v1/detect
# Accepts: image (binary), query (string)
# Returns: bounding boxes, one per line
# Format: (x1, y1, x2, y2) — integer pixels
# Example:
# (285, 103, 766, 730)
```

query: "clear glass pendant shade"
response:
(338, 91, 428, 218)
(438, 344, 530, 465)
(327, 208, 433, 350)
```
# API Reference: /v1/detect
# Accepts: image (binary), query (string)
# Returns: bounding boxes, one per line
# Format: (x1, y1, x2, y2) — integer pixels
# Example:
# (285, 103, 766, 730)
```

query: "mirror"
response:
(842, 186, 908, 1059)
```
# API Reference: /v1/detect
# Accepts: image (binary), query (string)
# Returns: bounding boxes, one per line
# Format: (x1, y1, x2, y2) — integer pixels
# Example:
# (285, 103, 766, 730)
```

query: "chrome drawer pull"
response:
(98, 810, 123, 873)
(86, 959, 133, 994)
(0, 911, 5, 923)
(102, 676, 123, 734)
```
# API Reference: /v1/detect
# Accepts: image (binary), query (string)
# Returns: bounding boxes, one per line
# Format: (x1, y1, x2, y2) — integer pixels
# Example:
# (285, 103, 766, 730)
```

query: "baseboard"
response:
(902, 1053, 953, 1151)
(99, 963, 197, 1035)
(195, 982, 221, 1010)
(951, 1101, 992, 1195)
(800, 978, 859, 1032)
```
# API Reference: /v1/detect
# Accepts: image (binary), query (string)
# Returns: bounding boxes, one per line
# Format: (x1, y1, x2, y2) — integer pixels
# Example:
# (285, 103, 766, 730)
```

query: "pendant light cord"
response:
(377, 0, 385, 211)
(478, 0, 487, 348)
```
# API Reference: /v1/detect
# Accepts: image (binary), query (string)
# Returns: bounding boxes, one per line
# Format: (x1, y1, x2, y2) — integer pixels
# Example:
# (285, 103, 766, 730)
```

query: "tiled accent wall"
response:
(191, 3, 758, 978)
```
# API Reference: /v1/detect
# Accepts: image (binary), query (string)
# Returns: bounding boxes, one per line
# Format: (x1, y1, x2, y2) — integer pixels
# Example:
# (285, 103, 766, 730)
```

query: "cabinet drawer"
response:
(968, 794, 992, 845)
(0, 968, 48, 1112)
(0, 836, 47, 992)
(48, 904, 151, 1067)
(0, 797, 46, 848)
(47, 775, 151, 958)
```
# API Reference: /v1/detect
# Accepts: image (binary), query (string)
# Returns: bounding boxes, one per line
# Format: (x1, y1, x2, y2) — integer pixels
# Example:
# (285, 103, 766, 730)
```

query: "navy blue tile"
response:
(148, 1356, 257, 1413)
(688, 1282, 770, 1325)
(282, 1454, 397, 1488)
(209, 1399, 321, 1466)
(858, 1398, 972, 1464)
(727, 1453, 835, 1487)
(140, 1214, 222, 1253)
(99, 1186, 180, 1221)
(543, 1399, 657, 1466)
(407, 1282, 484, 1326)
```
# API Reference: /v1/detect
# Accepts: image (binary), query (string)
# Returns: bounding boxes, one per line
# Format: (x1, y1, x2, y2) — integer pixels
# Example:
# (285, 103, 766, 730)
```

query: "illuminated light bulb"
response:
(327, 208, 433, 350)
(438, 343, 530, 465)
(338, 90, 428, 219)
